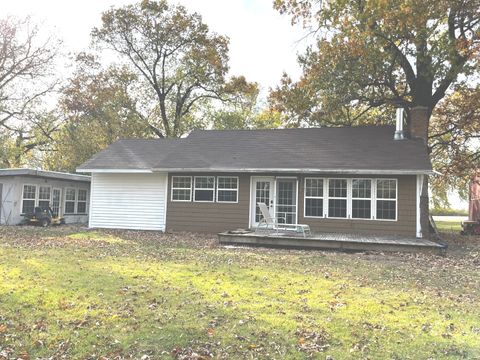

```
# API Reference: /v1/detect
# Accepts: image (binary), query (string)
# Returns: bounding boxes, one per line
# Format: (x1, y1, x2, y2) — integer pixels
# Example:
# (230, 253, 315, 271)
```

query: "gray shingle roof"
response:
(77, 126, 432, 174)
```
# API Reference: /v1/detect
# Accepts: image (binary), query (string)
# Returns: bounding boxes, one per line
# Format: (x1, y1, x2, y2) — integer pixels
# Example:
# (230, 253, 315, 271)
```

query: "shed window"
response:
(22, 185, 36, 214)
(65, 188, 76, 214)
(171, 176, 192, 201)
(351, 179, 372, 219)
(77, 189, 87, 214)
(38, 186, 51, 211)
(376, 179, 397, 220)
(194, 176, 215, 202)
(328, 179, 347, 218)
(305, 178, 324, 217)
(217, 177, 238, 203)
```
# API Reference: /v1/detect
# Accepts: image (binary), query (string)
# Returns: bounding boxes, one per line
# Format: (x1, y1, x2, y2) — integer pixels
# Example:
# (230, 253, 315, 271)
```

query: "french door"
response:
(250, 177, 297, 228)
(52, 188, 61, 217)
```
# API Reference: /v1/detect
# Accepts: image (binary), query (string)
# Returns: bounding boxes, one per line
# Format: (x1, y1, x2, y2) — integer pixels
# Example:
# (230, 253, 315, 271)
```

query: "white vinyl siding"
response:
(89, 173, 167, 231)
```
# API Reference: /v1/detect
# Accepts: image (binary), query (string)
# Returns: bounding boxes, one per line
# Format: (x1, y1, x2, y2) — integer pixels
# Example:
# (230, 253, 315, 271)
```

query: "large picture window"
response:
(38, 186, 51, 211)
(328, 179, 347, 218)
(217, 177, 238, 203)
(65, 188, 76, 214)
(194, 176, 215, 202)
(171, 176, 192, 201)
(351, 179, 372, 219)
(304, 178, 324, 217)
(376, 179, 397, 220)
(22, 185, 36, 214)
(77, 189, 87, 214)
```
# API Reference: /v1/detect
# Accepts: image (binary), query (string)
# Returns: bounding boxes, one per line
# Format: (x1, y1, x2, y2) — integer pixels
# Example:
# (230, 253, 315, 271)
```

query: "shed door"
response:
(89, 173, 167, 231)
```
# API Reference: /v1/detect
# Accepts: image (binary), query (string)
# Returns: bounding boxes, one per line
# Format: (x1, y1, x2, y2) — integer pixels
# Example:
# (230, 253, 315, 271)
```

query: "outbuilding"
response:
(0, 168, 91, 225)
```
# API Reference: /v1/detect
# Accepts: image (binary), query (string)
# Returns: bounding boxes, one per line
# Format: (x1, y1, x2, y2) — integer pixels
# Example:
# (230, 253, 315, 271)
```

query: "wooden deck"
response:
(218, 230, 446, 254)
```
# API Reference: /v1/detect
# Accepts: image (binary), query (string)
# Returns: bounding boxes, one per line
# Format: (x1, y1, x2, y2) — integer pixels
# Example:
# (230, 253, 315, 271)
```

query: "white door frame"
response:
(249, 176, 299, 228)
(250, 176, 275, 228)
(52, 188, 62, 217)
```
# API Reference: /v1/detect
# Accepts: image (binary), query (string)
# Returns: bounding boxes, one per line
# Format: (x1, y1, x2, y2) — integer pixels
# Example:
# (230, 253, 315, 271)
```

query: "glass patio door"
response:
(250, 177, 298, 228)
(276, 178, 297, 225)
(251, 177, 275, 227)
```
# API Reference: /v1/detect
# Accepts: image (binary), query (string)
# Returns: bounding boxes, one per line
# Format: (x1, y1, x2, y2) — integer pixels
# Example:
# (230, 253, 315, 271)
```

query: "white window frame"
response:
(304, 177, 325, 218)
(375, 178, 398, 221)
(171, 176, 192, 202)
(21, 184, 37, 214)
(64, 187, 77, 214)
(193, 176, 215, 203)
(38, 185, 52, 210)
(77, 189, 88, 214)
(216, 176, 239, 203)
(351, 178, 373, 220)
(326, 178, 348, 219)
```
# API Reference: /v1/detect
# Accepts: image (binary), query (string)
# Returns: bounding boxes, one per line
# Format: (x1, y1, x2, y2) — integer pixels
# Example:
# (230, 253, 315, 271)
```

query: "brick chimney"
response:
(408, 106, 429, 142)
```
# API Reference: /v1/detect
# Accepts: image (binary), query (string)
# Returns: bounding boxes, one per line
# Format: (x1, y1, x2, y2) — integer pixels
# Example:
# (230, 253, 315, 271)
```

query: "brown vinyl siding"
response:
(166, 173, 418, 236)
(166, 173, 250, 233)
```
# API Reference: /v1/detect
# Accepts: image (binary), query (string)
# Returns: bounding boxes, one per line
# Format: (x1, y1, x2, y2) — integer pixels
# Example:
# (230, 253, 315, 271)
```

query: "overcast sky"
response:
(3, 0, 308, 94)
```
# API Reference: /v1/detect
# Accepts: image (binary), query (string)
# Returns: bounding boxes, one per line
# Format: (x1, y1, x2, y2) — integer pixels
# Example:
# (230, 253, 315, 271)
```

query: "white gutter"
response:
(149, 167, 435, 175)
(77, 168, 153, 173)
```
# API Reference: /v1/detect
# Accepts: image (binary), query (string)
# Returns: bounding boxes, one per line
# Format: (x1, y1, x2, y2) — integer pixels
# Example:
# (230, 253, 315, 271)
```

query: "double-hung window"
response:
(305, 178, 324, 217)
(351, 179, 372, 219)
(77, 189, 87, 214)
(217, 177, 238, 203)
(65, 188, 76, 214)
(171, 176, 192, 201)
(194, 176, 215, 202)
(22, 185, 36, 214)
(328, 179, 347, 218)
(38, 186, 51, 211)
(376, 179, 397, 220)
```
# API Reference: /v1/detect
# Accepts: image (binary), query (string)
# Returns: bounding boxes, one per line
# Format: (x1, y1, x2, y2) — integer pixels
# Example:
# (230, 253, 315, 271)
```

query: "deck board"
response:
(218, 231, 445, 254)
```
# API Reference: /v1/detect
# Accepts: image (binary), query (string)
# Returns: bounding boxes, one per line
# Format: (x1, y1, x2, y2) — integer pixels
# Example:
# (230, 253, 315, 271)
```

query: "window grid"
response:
(194, 176, 215, 202)
(22, 184, 36, 214)
(304, 178, 324, 218)
(327, 179, 347, 218)
(217, 176, 238, 203)
(351, 179, 372, 219)
(302, 178, 398, 222)
(171, 176, 192, 202)
(38, 186, 51, 211)
(376, 179, 397, 220)
(77, 189, 87, 214)
(65, 188, 76, 214)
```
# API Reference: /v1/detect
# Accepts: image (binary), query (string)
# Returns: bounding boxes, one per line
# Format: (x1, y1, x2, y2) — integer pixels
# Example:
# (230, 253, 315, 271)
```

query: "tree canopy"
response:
(92, 0, 253, 138)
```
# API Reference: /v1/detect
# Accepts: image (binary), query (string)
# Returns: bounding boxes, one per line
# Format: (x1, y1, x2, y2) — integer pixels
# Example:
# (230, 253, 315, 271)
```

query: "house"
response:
(78, 108, 433, 238)
(0, 168, 91, 225)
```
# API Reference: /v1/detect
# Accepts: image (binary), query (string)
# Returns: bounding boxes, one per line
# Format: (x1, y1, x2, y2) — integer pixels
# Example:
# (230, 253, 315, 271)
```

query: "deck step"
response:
(218, 232, 446, 254)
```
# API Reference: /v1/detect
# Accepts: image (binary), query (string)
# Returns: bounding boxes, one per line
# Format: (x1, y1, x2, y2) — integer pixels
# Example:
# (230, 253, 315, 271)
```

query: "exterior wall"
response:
(166, 173, 250, 233)
(89, 173, 167, 231)
(166, 173, 417, 237)
(0, 175, 90, 225)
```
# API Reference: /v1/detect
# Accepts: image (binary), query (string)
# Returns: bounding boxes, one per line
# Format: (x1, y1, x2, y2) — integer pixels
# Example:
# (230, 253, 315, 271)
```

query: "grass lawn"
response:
(435, 220, 463, 233)
(0, 227, 479, 359)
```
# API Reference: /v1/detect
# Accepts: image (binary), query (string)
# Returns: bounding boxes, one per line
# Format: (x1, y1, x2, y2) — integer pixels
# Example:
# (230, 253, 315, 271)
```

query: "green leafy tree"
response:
(44, 54, 150, 172)
(430, 85, 480, 205)
(92, 0, 252, 137)
(208, 76, 283, 130)
(271, 0, 479, 130)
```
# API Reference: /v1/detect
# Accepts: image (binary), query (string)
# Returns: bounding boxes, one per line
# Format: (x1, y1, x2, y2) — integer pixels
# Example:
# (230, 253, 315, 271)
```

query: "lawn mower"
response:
(21, 206, 65, 227)
(461, 172, 480, 235)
